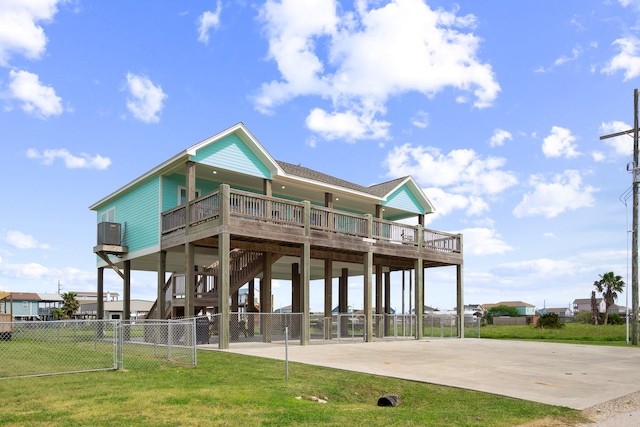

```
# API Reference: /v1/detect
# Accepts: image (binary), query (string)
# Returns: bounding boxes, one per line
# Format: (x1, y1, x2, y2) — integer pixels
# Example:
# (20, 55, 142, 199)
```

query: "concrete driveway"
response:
(210, 338, 640, 410)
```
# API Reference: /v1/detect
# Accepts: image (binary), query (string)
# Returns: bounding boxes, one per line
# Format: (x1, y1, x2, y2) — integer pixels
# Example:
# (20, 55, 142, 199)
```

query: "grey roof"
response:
(276, 160, 408, 197)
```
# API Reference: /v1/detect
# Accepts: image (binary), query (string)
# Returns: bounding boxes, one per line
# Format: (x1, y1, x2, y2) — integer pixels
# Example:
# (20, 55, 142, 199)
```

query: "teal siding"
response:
(191, 134, 271, 179)
(11, 300, 39, 317)
(97, 178, 160, 253)
(162, 174, 220, 211)
(382, 185, 423, 214)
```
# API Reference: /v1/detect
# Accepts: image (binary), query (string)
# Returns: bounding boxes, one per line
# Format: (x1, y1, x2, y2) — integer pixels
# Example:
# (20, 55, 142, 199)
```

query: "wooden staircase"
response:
(146, 249, 281, 319)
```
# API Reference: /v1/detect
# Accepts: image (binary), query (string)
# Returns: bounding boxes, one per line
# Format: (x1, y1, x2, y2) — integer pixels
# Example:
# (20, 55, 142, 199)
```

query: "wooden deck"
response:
(160, 188, 462, 268)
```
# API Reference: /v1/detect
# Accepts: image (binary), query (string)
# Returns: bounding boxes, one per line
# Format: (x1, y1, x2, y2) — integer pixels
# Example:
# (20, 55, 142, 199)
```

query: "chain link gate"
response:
(0, 319, 196, 379)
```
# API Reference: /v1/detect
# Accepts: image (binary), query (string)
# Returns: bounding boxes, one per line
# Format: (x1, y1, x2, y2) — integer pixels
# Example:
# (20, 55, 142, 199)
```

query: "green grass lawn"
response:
(477, 322, 630, 345)
(0, 349, 586, 427)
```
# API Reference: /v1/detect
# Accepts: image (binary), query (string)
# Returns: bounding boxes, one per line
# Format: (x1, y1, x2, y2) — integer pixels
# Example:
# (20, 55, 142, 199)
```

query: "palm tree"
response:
(593, 272, 625, 325)
(61, 292, 80, 319)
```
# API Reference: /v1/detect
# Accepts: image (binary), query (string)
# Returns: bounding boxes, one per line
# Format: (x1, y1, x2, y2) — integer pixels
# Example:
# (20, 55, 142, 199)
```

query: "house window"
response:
(101, 208, 115, 223)
(179, 187, 200, 204)
(22, 301, 28, 310)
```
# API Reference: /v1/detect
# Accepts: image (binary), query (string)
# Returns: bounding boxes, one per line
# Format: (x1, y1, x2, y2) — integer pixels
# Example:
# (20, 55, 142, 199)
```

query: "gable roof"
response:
(90, 123, 435, 215)
(10, 293, 40, 301)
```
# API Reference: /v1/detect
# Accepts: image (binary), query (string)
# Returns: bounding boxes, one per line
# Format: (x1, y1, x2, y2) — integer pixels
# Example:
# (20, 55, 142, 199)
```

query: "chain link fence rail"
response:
(0, 319, 196, 379)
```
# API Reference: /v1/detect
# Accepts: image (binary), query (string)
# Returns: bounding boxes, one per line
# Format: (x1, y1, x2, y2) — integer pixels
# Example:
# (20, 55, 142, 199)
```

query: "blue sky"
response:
(1, 0, 639, 313)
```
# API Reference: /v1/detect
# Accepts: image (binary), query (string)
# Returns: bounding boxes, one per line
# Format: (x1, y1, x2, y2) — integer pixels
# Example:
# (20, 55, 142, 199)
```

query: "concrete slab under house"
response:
(89, 123, 464, 349)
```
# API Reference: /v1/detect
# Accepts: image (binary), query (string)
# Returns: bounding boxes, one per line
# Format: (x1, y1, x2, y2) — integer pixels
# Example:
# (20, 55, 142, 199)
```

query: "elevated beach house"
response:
(90, 123, 463, 348)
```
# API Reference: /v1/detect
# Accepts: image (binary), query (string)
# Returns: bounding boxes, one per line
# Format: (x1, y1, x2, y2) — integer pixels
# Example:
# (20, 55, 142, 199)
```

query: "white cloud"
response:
(410, 110, 429, 128)
(0, 0, 63, 66)
(305, 107, 390, 140)
(422, 187, 485, 223)
(124, 72, 167, 123)
(592, 151, 606, 162)
(255, 0, 499, 141)
(197, 1, 222, 44)
(7, 69, 63, 118)
(513, 170, 597, 218)
(602, 37, 640, 81)
(458, 227, 512, 255)
(384, 144, 517, 195)
(489, 128, 512, 147)
(491, 258, 576, 277)
(26, 148, 111, 170)
(599, 120, 633, 157)
(542, 126, 580, 158)
(4, 230, 49, 249)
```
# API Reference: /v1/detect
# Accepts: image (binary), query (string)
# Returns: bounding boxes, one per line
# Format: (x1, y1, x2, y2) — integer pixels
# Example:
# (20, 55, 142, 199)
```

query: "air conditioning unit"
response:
(97, 222, 121, 246)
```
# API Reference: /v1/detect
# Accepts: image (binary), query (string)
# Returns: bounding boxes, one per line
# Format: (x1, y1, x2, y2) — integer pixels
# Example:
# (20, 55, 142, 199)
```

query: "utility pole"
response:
(600, 88, 639, 345)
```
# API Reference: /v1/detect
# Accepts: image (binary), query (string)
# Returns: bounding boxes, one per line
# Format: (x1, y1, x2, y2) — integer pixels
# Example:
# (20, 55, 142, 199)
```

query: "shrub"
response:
(607, 313, 624, 325)
(574, 310, 591, 324)
(536, 313, 565, 329)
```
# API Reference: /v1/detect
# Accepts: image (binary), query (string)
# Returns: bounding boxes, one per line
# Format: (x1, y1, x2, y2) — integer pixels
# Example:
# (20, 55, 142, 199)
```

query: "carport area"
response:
(213, 339, 640, 410)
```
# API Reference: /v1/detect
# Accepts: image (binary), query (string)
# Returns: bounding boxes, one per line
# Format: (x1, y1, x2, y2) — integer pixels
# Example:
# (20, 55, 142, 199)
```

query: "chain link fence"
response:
(0, 319, 196, 379)
(422, 314, 460, 338)
(192, 313, 421, 346)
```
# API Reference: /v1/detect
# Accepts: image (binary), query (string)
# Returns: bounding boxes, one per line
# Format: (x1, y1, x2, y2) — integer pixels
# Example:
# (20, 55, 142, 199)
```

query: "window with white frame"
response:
(100, 208, 115, 223)
(22, 301, 28, 310)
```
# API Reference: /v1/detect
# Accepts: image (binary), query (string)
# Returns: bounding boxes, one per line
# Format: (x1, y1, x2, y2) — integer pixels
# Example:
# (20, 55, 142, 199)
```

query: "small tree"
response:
(61, 292, 80, 319)
(483, 305, 519, 325)
(593, 272, 625, 326)
(51, 308, 66, 320)
(536, 312, 565, 329)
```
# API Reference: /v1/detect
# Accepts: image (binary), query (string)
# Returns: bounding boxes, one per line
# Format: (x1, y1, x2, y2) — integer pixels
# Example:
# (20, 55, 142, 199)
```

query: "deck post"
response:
(219, 184, 231, 349)
(375, 265, 383, 338)
(457, 234, 464, 338)
(324, 259, 333, 340)
(364, 213, 373, 342)
(185, 242, 195, 317)
(262, 252, 273, 343)
(301, 242, 311, 345)
(248, 279, 255, 337)
(123, 260, 131, 320)
(97, 267, 104, 320)
(157, 251, 166, 319)
(339, 268, 349, 337)
(291, 263, 300, 338)
(384, 271, 391, 336)
(416, 224, 424, 339)
(301, 201, 311, 345)
(415, 258, 423, 339)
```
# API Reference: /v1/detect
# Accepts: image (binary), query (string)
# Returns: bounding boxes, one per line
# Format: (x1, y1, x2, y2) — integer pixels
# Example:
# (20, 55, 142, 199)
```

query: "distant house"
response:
(573, 298, 606, 313)
(274, 305, 292, 314)
(2, 293, 64, 320)
(607, 304, 627, 315)
(77, 299, 154, 320)
(539, 307, 573, 318)
(75, 291, 119, 301)
(483, 301, 536, 316)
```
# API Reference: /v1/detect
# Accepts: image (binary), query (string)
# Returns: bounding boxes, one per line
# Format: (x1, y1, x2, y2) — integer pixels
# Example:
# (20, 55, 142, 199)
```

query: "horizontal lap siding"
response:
(98, 178, 160, 253)
(191, 133, 271, 179)
(382, 185, 422, 215)
(162, 174, 220, 211)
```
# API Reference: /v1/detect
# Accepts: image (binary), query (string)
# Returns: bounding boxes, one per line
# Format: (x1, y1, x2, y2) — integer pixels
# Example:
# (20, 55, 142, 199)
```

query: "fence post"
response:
(192, 318, 197, 366)
(118, 320, 124, 370)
